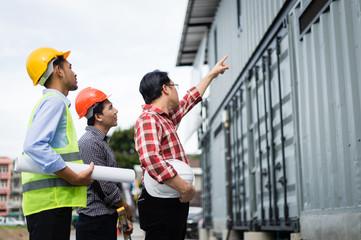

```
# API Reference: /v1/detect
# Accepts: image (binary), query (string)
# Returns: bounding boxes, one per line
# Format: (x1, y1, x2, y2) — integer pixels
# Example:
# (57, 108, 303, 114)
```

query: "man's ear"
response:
(94, 113, 103, 122)
(53, 65, 64, 78)
(162, 84, 170, 95)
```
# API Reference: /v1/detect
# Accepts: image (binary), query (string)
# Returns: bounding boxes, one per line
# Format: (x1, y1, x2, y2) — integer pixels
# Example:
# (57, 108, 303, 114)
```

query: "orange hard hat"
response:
(75, 87, 109, 119)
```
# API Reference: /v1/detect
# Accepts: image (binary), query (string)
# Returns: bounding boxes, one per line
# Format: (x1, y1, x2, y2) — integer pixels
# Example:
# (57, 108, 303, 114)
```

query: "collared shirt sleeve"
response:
(79, 137, 123, 207)
(135, 114, 177, 183)
(169, 86, 202, 127)
(23, 96, 67, 174)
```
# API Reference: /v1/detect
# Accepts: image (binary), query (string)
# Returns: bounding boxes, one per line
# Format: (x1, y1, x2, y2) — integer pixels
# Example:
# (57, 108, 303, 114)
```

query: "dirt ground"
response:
(0, 227, 28, 240)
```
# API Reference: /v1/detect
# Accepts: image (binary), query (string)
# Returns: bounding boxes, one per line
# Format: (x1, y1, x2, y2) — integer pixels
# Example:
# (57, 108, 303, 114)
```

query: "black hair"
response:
(44, 56, 66, 88)
(87, 100, 106, 126)
(139, 70, 170, 104)
(53, 56, 66, 69)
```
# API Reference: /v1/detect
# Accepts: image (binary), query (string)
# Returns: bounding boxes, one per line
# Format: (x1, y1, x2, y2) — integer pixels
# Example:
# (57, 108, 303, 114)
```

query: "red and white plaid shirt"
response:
(134, 87, 202, 183)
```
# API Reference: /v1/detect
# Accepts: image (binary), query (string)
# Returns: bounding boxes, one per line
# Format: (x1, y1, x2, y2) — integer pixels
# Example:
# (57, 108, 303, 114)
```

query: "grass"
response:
(0, 225, 27, 229)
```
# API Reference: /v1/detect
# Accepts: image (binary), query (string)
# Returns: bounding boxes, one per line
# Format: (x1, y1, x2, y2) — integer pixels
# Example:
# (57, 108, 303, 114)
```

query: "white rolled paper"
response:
(14, 155, 135, 183)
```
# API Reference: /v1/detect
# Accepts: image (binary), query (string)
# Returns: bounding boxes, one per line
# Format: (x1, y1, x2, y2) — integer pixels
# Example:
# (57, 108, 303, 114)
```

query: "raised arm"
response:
(196, 55, 229, 97)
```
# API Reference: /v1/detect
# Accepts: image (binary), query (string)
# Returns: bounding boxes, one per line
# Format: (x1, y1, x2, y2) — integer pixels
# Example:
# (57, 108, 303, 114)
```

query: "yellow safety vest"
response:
(22, 93, 87, 216)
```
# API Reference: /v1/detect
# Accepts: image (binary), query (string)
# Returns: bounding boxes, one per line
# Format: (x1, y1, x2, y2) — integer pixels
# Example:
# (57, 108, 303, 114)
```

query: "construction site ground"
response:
(0, 226, 28, 240)
(0, 222, 146, 240)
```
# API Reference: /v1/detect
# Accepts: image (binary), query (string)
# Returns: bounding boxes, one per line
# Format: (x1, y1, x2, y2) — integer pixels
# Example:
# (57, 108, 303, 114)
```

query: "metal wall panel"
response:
(228, 89, 248, 227)
(197, 0, 298, 233)
(210, 115, 228, 232)
(289, 0, 361, 212)
(199, 131, 213, 228)
(195, 0, 361, 237)
(223, 27, 299, 232)
(207, 0, 287, 119)
(226, 83, 255, 227)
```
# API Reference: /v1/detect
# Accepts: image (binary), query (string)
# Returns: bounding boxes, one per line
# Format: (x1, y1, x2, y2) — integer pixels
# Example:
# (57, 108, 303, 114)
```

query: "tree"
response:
(109, 126, 139, 169)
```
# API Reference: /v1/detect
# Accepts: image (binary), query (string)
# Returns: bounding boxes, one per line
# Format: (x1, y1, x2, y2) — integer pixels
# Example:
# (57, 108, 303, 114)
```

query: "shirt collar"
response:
(142, 104, 167, 116)
(43, 89, 71, 107)
(85, 126, 109, 142)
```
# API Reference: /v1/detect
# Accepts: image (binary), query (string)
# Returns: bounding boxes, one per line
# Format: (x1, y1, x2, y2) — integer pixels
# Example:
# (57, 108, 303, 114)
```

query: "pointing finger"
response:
(219, 55, 228, 64)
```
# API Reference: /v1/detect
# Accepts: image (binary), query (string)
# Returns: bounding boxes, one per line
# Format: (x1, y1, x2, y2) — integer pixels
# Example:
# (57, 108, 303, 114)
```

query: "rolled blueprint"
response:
(14, 155, 135, 183)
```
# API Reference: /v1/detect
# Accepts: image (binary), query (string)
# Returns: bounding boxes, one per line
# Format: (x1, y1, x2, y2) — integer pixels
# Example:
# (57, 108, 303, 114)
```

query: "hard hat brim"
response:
(62, 51, 70, 59)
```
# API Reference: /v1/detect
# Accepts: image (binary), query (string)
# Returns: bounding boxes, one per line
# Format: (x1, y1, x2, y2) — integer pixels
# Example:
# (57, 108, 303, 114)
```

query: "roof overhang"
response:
(176, 0, 221, 66)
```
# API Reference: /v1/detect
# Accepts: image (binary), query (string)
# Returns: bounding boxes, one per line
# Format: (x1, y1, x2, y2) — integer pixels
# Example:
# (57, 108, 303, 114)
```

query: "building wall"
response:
(210, 115, 227, 232)
(0, 157, 12, 216)
(194, 0, 361, 238)
(207, 0, 287, 119)
(201, 0, 295, 233)
(8, 160, 22, 217)
(288, 0, 361, 238)
(290, 0, 361, 212)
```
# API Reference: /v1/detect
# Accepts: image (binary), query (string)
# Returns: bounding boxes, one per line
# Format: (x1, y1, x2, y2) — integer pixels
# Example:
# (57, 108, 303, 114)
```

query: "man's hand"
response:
(179, 184, 195, 203)
(209, 55, 230, 78)
(196, 55, 230, 96)
(115, 199, 134, 235)
(115, 199, 134, 220)
(163, 174, 195, 203)
(118, 219, 133, 236)
(76, 162, 94, 185)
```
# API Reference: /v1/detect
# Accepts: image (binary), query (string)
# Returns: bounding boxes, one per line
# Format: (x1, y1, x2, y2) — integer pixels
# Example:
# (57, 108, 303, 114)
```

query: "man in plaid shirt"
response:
(135, 56, 229, 240)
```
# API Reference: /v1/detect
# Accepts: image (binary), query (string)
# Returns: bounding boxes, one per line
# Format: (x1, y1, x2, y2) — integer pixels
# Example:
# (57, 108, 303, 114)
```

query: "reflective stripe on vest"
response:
(60, 152, 80, 162)
(23, 178, 75, 193)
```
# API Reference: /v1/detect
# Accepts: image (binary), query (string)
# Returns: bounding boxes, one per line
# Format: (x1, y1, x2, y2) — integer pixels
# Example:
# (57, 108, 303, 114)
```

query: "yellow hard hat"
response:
(26, 47, 70, 86)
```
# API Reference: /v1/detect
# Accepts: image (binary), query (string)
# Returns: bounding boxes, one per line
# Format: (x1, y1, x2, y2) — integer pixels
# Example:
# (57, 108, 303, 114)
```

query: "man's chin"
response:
(70, 85, 78, 91)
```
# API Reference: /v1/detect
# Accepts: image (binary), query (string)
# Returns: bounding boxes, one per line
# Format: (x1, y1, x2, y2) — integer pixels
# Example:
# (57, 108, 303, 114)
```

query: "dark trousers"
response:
(76, 212, 118, 240)
(26, 207, 72, 240)
(137, 188, 189, 240)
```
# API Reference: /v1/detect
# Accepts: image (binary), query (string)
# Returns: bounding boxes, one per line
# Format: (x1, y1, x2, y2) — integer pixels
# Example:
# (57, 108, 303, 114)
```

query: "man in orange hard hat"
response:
(23, 47, 94, 240)
(75, 87, 133, 240)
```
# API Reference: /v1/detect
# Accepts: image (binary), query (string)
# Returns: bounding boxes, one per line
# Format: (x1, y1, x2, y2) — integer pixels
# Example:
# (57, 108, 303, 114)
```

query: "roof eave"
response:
(176, 0, 220, 67)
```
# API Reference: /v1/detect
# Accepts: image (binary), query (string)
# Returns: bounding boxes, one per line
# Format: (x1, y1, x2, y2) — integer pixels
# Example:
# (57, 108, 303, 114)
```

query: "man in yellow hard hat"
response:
(74, 87, 133, 240)
(23, 47, 94, 240)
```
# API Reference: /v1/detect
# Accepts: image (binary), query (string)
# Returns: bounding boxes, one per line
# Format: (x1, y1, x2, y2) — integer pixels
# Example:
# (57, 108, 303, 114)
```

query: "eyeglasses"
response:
(166, 83, 179, 91)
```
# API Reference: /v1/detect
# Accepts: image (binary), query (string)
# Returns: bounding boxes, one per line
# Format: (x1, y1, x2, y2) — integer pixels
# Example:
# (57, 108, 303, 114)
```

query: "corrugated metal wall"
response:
(198, 0, 294, 233)
(196, 0, 361, 237)
(207, 0, 287, 119)
(249, 33, 298, 226)
(209, 115, 228, 232)
(289, 0, 361, 212)
(223, 26, 300, 231)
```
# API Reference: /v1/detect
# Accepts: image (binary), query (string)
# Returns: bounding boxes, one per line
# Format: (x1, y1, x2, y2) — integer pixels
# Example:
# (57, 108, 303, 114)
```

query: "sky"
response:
(0, 0, 199, 159)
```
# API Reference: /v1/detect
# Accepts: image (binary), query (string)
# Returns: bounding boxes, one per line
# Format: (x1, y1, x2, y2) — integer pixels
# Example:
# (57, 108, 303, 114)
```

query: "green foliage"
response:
(109, 126, 139, 169)
(186, 154, 201, 161)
